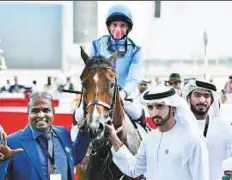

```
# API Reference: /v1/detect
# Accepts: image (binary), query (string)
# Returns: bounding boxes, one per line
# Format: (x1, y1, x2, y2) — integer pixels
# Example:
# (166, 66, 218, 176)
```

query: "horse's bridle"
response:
(79, 67, 123, 138)
(83, 67, 118, 119)
(78, 67, 121, 155)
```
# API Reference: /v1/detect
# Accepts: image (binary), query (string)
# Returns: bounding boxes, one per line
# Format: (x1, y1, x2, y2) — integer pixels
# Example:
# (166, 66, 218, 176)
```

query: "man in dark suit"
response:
(0, 91, 89, 180)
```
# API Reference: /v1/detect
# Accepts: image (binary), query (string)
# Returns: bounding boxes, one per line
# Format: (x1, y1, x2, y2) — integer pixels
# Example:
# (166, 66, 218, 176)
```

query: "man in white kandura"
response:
(183, 79, 232, 180)
(105, 85, 210, 180)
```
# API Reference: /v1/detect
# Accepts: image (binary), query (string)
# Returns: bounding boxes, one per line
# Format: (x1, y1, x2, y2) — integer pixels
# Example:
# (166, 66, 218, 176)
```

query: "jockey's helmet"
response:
(106, 4, 133, 32)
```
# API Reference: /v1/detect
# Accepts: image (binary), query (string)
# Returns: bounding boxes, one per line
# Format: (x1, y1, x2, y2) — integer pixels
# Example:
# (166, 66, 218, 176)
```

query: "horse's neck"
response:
(113, 94, 124, 126)
(112, 94, 128, 145)
(113, 94, 142, 154)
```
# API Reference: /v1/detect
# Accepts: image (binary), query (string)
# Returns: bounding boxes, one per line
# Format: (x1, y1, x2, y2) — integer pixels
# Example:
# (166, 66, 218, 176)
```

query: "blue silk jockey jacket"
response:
(90, 35, 142, 96)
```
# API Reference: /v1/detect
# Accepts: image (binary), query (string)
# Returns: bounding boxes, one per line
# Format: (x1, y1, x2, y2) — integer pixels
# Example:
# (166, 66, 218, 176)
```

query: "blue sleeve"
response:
(0, 158, 11, 180)
(90, 41, 98, 57)
(123, 48, 142, 95)
(72, 130, 90, 165)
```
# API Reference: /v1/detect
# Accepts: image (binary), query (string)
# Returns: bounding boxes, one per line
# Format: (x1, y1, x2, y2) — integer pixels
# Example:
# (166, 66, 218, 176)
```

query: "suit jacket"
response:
(0, 125, 89, 180)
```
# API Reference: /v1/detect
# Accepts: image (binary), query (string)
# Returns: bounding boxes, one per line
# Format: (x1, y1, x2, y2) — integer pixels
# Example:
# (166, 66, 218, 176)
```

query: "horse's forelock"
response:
(86, 56, 113, 68)
(80, 55, 114, 79)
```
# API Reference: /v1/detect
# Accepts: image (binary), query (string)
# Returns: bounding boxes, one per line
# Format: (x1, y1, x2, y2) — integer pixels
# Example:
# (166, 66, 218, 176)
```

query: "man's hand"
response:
(105, 124, 123, 151)
(105, 123, 117, 142)
(0, 131, 23, 161)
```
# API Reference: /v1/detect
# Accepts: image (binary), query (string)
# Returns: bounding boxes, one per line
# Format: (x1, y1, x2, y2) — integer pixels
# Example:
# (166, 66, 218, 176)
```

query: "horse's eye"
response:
(82, 82, 88, 91)
(109, 82, 115, 89)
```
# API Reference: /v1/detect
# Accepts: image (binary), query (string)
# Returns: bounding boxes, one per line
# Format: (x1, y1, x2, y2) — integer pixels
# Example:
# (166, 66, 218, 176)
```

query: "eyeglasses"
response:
(29, 91, 53, 101)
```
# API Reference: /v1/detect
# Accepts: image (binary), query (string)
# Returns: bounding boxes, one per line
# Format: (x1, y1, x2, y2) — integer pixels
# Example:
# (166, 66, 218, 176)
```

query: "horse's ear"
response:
(109, 49, 120, 64)
(80, 46, 89, 64)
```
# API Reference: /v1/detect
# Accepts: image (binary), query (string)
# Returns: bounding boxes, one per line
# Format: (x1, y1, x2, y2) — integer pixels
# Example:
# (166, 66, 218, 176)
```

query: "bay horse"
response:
(75, 47, 144, 180)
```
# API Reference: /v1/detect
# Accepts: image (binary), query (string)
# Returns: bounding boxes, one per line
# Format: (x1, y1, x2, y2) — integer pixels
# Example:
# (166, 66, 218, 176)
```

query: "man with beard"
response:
(183, 79, 232, 180)
(105, 85, 210, 180)
(0, 92, 89, 180)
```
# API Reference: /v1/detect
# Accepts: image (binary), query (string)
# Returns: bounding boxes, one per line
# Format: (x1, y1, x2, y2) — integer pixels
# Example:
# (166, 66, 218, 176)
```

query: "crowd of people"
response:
(0, 76, 75, 95)
(1, 3, 232, 180)
(0, 75, 82, 111)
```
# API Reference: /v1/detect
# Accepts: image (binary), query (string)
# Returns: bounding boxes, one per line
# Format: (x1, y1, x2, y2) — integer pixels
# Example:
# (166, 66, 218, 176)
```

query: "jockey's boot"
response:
(73, 102, 84, 125)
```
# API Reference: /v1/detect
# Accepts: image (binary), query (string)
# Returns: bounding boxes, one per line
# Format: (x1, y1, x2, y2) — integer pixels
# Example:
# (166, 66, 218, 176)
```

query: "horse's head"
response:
(80, 47, 121, 143)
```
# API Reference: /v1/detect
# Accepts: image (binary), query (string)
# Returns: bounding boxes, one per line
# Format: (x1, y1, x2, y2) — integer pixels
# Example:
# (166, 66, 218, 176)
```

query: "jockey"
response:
(90, 4, 141, 96)
(75, 4, 144, 124)
(182, 79, 232, 180)
(90, 4, 141, 90)
(91, 4, 143, 121)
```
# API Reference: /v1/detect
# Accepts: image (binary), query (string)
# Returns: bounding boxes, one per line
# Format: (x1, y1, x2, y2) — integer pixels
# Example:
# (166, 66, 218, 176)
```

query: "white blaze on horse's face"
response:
(93, 72, 100, 117)
(93, 73, 99, 94)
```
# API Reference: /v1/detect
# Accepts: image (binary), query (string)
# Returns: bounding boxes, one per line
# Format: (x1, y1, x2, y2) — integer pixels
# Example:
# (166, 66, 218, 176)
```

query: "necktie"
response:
(37, 132, 54, 173)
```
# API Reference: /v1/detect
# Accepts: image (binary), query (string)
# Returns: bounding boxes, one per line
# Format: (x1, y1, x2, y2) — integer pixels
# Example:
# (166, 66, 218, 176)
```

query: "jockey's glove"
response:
(119, 90, 128, 100)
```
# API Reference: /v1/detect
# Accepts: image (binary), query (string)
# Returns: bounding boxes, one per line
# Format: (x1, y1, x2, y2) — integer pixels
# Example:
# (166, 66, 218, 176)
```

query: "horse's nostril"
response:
(88, 128, 97, 139)
(106, 119, 112, 125)
(88, 122, 104, 138)
(98, 122, 104, 132)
